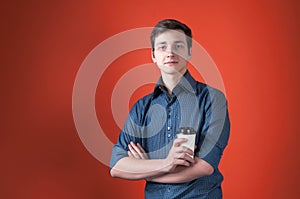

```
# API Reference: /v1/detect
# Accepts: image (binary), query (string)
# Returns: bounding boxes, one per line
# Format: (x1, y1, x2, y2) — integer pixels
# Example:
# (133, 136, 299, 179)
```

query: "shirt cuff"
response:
(109, 144, 128, 170)
(197, 145, 222, 170)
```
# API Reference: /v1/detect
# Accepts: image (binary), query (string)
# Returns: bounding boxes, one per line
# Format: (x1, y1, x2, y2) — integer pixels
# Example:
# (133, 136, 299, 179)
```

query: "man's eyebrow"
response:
(156, 41, 167, 45)
(174, 41, 185, 44)
(156, 41, 185, 45)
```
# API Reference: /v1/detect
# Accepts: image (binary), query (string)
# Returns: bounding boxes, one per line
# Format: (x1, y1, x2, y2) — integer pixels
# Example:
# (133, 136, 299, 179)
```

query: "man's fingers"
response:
(175, 146, 194, 156)
(137, 143, 146, 153)
(128, 144, 141, 159)
(130, 142, 144, 159)
(127, 151, 133, 157)
(137, 143, 148, 159)
(172, 147, 195, 164)
(173, 138, 188, 147)
(130, 141, 141, 153)
(181, 153, 195, 164)
(128, 142, 149, 159)
(174, 159, 190, 167)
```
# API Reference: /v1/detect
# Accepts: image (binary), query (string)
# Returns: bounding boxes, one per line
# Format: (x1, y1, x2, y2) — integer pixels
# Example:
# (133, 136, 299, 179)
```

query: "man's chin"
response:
(162, 70, 185, 77)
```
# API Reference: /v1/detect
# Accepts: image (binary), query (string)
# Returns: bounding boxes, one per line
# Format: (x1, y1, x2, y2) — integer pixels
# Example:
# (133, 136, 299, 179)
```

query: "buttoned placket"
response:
(166, 93, 178, 141)
(167, 105, 172, 139)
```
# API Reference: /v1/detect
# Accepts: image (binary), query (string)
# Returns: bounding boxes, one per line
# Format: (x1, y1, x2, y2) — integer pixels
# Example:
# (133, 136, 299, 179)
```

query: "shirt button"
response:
(167, 126, 171, 130)
(167, 133, 171, 138)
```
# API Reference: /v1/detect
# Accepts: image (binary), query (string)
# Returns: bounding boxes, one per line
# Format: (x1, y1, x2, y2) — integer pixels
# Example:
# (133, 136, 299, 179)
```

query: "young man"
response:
(110, 19, 230, 198)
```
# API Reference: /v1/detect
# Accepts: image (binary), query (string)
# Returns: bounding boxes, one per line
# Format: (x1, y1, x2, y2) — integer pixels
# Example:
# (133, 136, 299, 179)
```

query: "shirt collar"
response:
(153, 70, 197, 98)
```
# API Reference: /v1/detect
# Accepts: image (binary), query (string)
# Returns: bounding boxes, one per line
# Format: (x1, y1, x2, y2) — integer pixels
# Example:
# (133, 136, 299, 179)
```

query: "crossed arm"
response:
(110, 138, 214, 183)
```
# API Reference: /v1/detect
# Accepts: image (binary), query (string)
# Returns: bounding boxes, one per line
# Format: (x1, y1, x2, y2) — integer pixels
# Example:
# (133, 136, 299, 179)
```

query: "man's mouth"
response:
(164, 61, 178, 64)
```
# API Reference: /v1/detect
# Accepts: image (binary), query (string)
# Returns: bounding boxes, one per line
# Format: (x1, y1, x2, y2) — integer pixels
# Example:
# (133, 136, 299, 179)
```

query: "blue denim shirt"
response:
(110, 71, 230, 199)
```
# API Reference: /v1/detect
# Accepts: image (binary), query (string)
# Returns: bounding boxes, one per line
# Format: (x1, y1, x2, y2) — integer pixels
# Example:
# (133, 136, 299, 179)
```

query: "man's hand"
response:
(128, 142, 149, 160)
(128, 139, 195, 173)
(163, 138, 195, 172)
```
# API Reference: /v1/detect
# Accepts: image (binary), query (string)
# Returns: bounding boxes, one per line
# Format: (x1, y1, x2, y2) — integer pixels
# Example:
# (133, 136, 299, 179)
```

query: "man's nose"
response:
(166, 46, 176, 57)
(167, 52, 175, 58)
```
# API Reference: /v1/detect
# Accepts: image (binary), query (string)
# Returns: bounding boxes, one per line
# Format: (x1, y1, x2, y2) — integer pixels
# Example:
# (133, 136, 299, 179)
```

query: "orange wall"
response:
(1, 0, 300, 198)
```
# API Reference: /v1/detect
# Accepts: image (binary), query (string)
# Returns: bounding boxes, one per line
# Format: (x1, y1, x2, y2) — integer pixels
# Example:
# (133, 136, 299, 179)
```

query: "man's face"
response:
(152, 30, 191, 75)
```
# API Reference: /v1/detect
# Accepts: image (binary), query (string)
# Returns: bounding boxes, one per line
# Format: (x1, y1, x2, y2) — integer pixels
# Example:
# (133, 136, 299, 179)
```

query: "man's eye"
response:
(158, 46, 167, 50)
(175, 44, 184, 49)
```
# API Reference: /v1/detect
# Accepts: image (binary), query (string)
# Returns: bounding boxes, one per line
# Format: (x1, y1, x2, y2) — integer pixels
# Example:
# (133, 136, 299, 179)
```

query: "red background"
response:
(1, 0, 300, 198)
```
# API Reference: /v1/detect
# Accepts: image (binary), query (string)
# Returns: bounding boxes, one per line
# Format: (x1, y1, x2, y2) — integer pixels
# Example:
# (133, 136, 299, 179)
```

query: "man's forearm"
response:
(148, 157, 214, 183)
(110, 157, 169, 180)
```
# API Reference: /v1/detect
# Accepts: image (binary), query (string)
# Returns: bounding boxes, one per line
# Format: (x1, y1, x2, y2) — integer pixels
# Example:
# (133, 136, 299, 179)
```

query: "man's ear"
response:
(152, 51, 156, 63)
(187, 48, 192, 59)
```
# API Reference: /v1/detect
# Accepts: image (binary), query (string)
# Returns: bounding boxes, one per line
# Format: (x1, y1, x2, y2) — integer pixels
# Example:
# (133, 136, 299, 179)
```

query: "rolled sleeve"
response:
(109, 102, 142, 169)
(196, 88, 230, 170)
(110, 142, 128, 169)
(109, 125, 137, 169)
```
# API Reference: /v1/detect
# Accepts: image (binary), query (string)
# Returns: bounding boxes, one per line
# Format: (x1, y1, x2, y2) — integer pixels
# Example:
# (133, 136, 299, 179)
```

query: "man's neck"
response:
(161, 69, 187, 95)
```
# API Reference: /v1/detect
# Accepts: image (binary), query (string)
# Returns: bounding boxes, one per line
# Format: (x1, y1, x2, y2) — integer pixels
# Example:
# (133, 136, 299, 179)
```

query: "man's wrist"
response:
(161, 158, 173, 173)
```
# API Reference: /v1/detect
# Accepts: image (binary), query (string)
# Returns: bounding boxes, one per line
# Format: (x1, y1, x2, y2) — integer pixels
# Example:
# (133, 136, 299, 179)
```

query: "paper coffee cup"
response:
(176, 127, 196, 158)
